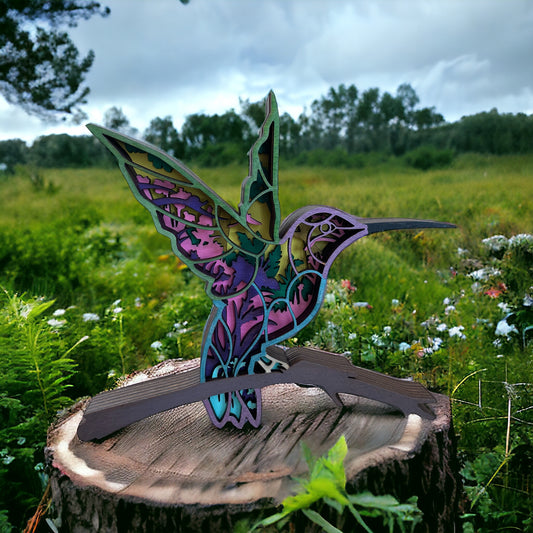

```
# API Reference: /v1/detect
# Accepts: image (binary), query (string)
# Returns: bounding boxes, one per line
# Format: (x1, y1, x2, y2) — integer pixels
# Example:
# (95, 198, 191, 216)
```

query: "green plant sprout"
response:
(252, 435, 422, 532)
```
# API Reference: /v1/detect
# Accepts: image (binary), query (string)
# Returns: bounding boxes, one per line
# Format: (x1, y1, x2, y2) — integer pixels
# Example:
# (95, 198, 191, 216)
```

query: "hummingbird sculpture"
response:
(86, 92, 453, 432)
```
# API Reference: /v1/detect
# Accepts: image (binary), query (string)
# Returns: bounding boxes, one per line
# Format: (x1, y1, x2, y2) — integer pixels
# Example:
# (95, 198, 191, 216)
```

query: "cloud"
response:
(1, 0, 532, 141)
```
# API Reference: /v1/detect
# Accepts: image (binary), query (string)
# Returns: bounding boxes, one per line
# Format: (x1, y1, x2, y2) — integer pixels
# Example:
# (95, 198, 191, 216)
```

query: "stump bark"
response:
(46, 359, 462, 532)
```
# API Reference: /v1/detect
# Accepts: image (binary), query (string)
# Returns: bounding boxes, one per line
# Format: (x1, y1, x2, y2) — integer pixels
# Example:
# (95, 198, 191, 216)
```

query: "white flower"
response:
(509, 233, 533, 249)
(482, 235, 508, 252)
(112, 299, 122, 307)
(348, 332, 357, 340)
(399, 342, 411, 352)
(391, 299, 399, 305)
(449, 326, 466, 339)
(495, 319, 518, 338)
(82, 313, 100, 322)
(443, 297, 451, 306)
(324, 293, 335, 305)
(445, 305, 456, 315)
(371, 334, 384, 346)
(437, 323, 448, 332)
(383, 326, 391, 335)
(497, 302, 511, 313)
(150, 340, 163, 350)
(523, 295, 533, 307)
(53, 308, 66, 316)
(112, 307, 123, 314)
(471, 282, 482, 294)
(47, 318, 66, 328)
(432, 337, 444, 350)
(457, 247, 469, 256)
(469, 268, 501, 281)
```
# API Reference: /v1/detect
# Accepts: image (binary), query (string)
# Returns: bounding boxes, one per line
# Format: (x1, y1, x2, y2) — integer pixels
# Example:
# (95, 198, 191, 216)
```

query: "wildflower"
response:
(135, 297, 142, 308)
(325, 293, 336, 305)
(432, 337, 444, 350)
(47, 318, 66, 328)
(398, 342, 411, 352)
(457, 247, 469, 256)
(341, 279, 356, 292)
(495, 319, 518, 338)
(485, 288, 503, 298)
(383, 326, 391, 335)
(443, 297, 451, 306)
(444, 305, 456, 315)
(496, 354, 504, 359)
(523, 294, 533, 307)
(437, 323, 447, 332)
(391, 299, 399, 305)
(371, 334, 384, 346)
(348, 332, 357, 340)
(497, 302, 510, 313)
(53, 308, 66, 316)
(482, 235, 508, 253)
(471, 282, 482, 293)
(112, 307, 123, 314)
(82, 313, 100, 322)
(469, 268, 501, 281)
(353, 302, 371, 309)
(150, 340, 163, 350)
(449, 326, 466, 339)
(112, 299, 122, 307)
(508, 233, 533, 249)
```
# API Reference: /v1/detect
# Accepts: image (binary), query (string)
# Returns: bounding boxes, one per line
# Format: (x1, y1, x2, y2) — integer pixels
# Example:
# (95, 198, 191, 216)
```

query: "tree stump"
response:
(46, 359, 462, 532)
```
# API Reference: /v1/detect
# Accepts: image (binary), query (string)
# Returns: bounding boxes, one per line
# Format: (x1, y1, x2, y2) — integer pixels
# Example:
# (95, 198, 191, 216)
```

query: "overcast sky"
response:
(1, 0, 532, 143)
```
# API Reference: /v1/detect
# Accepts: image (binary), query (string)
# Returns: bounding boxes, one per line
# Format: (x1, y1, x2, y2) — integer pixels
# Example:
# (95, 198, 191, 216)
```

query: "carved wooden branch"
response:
(77, 346, 436, 441)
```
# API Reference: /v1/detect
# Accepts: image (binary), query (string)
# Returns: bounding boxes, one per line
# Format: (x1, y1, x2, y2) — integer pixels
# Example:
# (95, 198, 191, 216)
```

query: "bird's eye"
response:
(320, 223, 333, 233)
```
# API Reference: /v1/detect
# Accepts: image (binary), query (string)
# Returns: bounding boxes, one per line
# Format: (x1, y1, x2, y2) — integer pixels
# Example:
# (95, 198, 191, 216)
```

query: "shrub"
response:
(404, 146, 454, 170)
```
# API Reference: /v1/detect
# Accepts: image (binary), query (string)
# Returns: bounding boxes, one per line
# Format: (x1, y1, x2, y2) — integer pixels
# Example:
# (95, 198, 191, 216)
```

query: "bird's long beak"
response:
(358, 217, 456, 235)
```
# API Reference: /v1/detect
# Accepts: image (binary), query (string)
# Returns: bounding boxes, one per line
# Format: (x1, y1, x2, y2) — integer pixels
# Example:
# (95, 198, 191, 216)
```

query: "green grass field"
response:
(0, 154, 532, 531)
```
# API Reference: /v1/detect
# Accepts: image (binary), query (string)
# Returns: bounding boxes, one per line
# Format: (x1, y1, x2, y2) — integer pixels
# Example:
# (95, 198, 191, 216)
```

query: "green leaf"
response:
(26, 299, 55, 320)
(302, 509, 343, 533)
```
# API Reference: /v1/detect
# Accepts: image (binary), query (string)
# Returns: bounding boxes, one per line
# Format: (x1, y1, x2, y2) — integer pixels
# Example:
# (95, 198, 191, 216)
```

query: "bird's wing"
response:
(88, 124, 271, 300)
(238, 91, 281, 244)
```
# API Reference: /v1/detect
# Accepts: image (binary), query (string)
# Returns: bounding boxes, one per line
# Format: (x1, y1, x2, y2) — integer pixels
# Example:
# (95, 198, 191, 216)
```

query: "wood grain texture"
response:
(46, 359, 462, 533)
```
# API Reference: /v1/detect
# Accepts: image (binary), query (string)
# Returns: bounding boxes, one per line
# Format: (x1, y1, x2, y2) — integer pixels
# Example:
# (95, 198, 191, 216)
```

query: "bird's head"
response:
(281, 206, 367, 275)
(282, 206, 455, 275)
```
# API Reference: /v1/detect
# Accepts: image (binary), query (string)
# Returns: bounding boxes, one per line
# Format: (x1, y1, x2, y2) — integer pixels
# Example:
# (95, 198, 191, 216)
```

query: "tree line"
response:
(1, 83, 533, 173)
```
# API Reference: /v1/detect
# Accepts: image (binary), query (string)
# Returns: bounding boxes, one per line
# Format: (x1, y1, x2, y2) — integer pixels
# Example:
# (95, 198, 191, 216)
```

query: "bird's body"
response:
(89, 92, 453, 429)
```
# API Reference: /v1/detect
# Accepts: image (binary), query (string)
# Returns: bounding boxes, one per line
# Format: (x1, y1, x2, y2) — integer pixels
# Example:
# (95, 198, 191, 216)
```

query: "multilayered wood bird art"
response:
(78, 92, 454, 441)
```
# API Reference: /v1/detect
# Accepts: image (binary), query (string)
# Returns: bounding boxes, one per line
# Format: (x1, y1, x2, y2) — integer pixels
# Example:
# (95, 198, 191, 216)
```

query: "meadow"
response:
(0, 153, 532, 532)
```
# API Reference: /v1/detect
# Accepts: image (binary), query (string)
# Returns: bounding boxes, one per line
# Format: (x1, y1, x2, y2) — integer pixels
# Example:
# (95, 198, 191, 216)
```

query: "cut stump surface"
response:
(46, 359, 462, 532)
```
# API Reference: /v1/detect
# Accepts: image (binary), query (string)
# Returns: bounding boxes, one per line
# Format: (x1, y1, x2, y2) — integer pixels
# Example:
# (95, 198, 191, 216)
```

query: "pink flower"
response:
(341, 279, 357, 292)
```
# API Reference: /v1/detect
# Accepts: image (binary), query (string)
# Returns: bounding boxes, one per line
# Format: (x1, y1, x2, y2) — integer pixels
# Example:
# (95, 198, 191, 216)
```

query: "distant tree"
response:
(0, 138, 28, 173)
(308, 84, 359, 151)
(240, 97, 267, 131)
(0, 1, 110, 121)
(103, 106, 138, 136)
(182, 110, 251, 152)
(412, 107, 444, 130)
(144, 116, 184, 157)
(29, 134, 110, 167)
(279, 112, 301, 158)
(396, 83, 419, 125)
